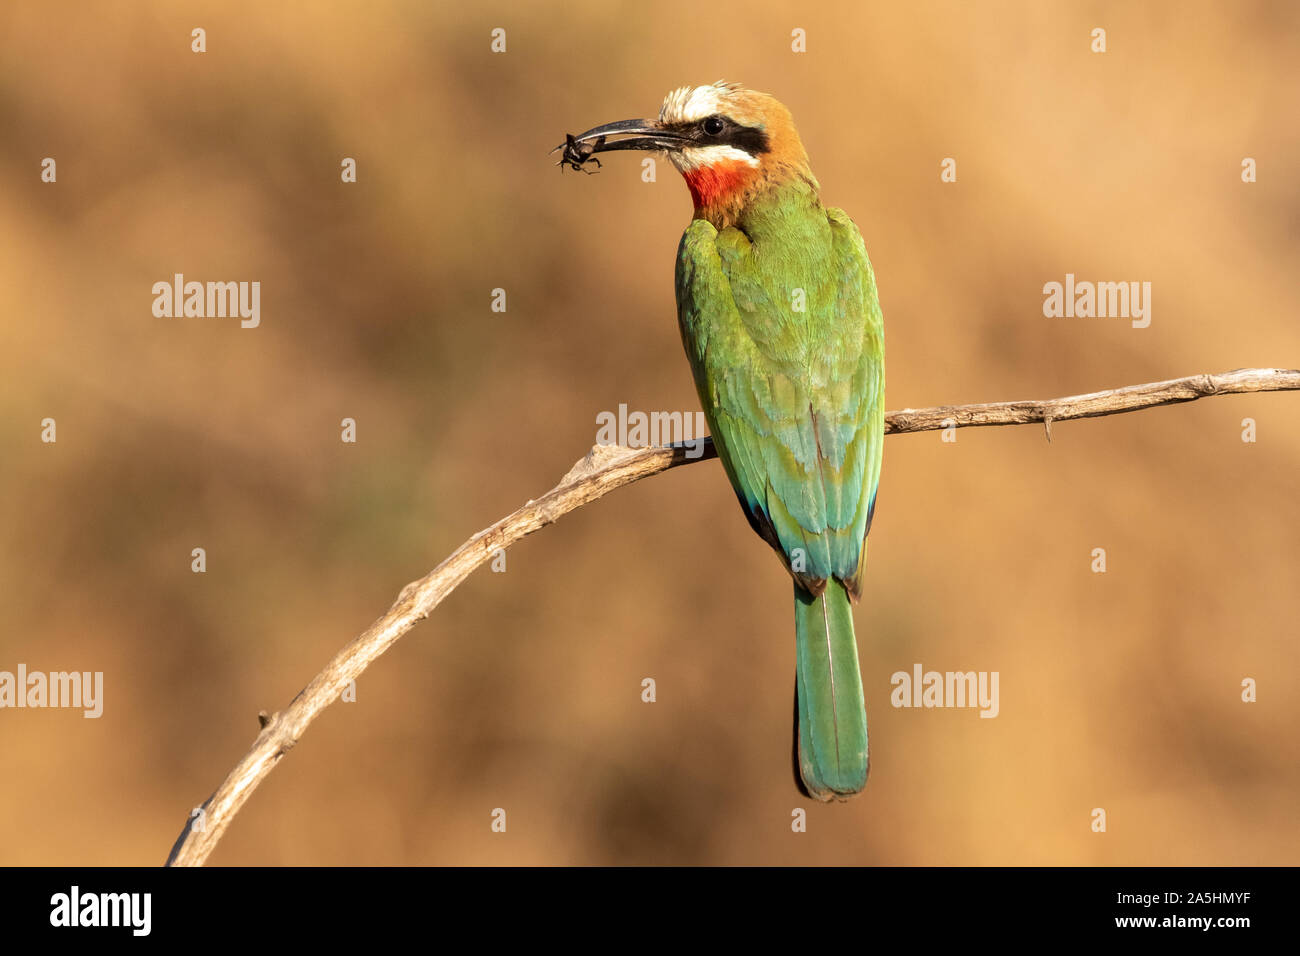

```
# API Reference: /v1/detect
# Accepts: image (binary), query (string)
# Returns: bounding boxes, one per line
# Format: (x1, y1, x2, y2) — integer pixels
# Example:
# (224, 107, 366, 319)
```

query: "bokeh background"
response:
(1, 0, 1297, 865)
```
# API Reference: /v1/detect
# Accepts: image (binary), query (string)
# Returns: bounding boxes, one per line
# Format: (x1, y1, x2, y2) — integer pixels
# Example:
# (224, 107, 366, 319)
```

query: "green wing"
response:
(674, 208, 884, 597)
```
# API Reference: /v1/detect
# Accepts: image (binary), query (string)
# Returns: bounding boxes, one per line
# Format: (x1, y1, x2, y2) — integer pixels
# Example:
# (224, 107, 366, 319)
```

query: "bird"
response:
(558, 82, 885, 800)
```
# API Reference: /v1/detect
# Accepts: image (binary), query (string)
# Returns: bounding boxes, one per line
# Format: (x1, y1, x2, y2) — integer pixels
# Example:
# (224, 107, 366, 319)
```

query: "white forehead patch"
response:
(659, 81, 742, 124)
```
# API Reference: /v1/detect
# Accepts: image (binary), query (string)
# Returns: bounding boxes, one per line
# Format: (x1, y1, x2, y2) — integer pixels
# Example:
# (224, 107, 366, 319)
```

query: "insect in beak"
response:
(552, 118, 693, 174)
(554, 133, 605, 173)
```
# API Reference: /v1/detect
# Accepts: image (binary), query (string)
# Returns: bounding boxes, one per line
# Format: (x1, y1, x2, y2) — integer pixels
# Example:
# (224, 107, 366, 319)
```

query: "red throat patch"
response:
(682, 159, 757, 215)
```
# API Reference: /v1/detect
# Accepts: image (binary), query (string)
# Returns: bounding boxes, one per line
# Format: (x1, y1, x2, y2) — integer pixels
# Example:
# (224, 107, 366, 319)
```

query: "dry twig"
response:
(165, 367, 1299, 866)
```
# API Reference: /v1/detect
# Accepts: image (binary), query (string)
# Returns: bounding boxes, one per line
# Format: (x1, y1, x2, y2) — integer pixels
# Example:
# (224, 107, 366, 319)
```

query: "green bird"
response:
(561, 81, 885, 800)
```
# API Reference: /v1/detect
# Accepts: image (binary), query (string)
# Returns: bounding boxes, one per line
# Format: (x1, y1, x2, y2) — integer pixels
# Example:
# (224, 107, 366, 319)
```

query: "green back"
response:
(674, 179, 885, 592)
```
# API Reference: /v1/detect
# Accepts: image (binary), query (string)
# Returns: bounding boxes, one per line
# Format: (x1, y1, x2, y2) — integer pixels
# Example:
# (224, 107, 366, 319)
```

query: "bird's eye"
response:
(702, 116, 725, 136)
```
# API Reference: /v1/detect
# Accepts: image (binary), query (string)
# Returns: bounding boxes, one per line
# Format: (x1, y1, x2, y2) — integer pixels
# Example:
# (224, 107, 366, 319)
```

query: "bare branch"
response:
(883, 367, 1300, 433)
(165, 367, 1299, 866)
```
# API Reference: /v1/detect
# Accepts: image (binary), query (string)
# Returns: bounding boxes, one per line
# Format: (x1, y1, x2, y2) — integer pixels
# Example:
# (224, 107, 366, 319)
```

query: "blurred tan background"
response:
(1, 0, 1297, 865)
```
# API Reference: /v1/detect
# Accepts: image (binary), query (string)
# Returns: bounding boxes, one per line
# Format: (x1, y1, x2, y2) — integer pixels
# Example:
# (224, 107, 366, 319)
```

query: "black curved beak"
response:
(551, 118, 690, 157)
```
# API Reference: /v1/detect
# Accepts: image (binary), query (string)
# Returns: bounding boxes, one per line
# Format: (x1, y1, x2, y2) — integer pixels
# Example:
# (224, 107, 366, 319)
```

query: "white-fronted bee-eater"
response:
(559, 81, 886, 800)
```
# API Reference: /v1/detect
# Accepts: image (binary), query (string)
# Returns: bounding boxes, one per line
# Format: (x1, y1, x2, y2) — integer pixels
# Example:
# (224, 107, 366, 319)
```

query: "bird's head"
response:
(559, 81, 817, 229)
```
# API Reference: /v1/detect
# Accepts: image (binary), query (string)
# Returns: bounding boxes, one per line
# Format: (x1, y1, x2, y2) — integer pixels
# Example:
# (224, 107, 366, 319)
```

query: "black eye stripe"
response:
(665, 118, 771, 156)
(725, 124, 770, 156)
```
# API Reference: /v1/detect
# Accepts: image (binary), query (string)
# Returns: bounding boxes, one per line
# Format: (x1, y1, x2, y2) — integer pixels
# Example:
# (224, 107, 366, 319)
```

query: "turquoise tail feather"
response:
(794, 580, 869, 800)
